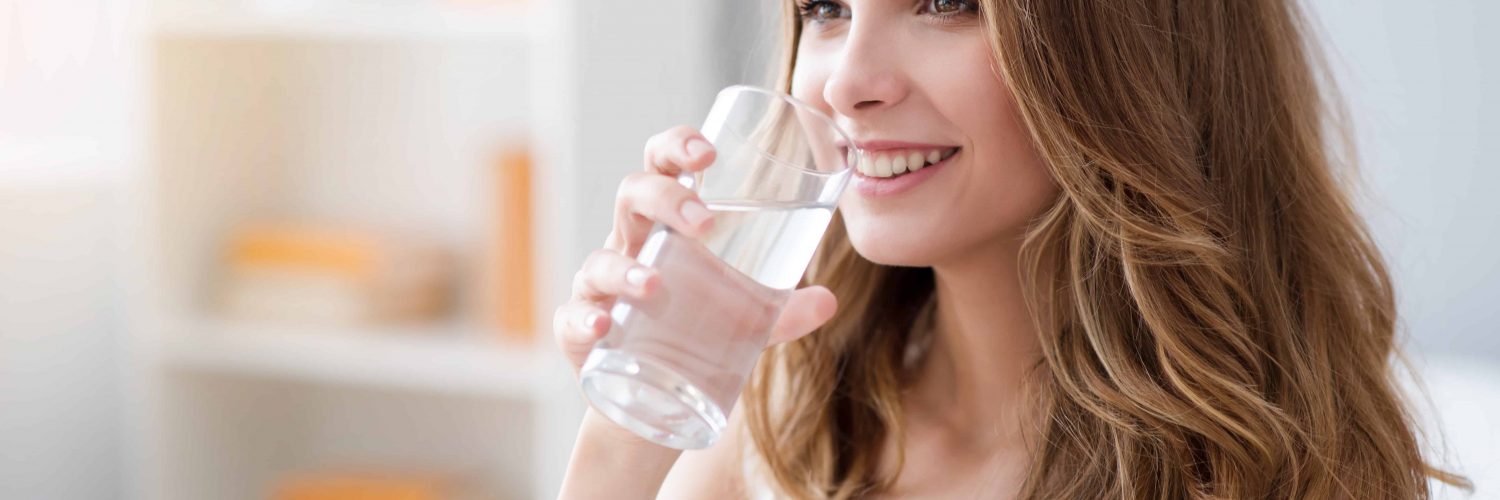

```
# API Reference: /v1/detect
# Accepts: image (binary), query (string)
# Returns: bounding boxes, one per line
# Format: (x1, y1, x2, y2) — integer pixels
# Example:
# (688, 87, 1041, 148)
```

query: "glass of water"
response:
(579, 85, 858, 449)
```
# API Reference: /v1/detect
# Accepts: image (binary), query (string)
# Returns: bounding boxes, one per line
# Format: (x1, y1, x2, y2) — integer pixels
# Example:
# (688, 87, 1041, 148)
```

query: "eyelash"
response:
(796, 0, 979, 26)
(796, 0, 847, 24)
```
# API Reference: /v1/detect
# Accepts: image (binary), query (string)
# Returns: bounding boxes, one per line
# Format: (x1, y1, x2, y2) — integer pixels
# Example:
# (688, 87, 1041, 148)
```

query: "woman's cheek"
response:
(789, 71, 823, 107)
(789, 46, 836, 107)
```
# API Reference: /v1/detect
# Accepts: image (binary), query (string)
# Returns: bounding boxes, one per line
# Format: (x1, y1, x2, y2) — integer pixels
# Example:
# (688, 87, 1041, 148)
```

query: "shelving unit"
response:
(159, 320, 543, 399)
(128, 1, 718, 498)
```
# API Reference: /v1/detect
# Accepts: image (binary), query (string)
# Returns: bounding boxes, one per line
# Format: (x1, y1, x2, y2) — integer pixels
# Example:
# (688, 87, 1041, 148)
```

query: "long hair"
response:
(742, 0, 1469, 498)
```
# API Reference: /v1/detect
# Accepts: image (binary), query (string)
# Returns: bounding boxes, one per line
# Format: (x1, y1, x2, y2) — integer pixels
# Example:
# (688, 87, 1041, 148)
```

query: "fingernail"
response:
(577, 310, 605, 335)
(680, 200, 713, 228)
(685, 138, 712, 160)
(625, 266, 650, 287)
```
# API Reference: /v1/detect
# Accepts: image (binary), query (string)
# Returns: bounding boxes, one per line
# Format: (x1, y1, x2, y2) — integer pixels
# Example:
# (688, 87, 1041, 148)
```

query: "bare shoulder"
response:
(656, 402, 754, 499)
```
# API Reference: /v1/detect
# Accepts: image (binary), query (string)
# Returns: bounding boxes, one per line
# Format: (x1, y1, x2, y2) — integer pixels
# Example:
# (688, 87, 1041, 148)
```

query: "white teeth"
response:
(857, 148, 957, 178)
(847, 150, 856, 168)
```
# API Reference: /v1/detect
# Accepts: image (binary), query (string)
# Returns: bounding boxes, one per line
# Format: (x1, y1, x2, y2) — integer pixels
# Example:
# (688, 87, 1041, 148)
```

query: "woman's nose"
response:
(823, 21, 909, 118)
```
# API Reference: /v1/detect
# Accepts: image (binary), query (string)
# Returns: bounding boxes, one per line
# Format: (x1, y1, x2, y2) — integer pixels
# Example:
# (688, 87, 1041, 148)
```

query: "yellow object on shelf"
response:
(220, 223, 455, 325)
(230, 225, 380, 280)
(271, 472, 447, 500)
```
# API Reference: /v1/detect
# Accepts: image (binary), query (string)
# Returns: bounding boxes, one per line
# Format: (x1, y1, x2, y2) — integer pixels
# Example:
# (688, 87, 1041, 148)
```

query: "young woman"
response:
(553, 0, 1468, 497)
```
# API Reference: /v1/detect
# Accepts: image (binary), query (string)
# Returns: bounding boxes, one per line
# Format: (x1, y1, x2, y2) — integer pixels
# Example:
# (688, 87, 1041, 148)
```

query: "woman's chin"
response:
(847, 232, 946, 268)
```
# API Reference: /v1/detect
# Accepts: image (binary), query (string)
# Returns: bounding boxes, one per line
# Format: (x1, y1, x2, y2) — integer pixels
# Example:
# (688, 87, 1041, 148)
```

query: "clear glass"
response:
(579, 85, 857, 449)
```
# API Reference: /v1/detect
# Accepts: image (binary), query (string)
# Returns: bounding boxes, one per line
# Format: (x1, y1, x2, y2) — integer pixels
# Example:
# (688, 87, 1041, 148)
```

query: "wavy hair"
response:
(742, 0, 1469, 498)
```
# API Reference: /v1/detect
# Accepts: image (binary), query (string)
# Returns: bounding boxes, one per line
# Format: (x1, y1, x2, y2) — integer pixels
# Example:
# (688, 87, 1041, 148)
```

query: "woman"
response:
(554, 0, 1468, 498)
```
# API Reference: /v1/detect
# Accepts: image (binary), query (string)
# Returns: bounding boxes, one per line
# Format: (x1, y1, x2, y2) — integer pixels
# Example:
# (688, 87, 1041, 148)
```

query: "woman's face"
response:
(791, 0, 1057, 266)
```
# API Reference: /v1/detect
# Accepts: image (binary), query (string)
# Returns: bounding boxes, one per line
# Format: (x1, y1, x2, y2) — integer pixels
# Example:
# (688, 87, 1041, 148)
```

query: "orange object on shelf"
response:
(220, 223, 455, 325)
(492, 145, 536, 339)
(229, 225, 380, 281)
(271, 472, 447, 500)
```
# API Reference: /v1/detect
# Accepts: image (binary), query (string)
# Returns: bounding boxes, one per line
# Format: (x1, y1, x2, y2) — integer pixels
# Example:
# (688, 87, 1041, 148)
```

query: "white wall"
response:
(1277, 1, 1499, 494)
(1309, 0, 1500, 358)
(710, 0, 779, 90)
(0, 183, 125, 500)
(565, 0, 716, 267)
(0, 1, 142, 498)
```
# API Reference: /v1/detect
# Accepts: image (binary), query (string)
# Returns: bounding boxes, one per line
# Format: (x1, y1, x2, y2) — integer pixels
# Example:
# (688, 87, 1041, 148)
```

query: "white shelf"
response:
(152, 3, 539, 41)
(160, 320, 546, 399)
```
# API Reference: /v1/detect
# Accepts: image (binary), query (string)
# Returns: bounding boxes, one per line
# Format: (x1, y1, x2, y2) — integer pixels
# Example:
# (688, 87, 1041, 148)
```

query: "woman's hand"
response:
(551, 125, 839, 373)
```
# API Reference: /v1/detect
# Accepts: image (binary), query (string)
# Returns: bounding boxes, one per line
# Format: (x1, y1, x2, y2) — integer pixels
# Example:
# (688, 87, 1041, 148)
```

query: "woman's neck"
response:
(911, 238, 1042, 446)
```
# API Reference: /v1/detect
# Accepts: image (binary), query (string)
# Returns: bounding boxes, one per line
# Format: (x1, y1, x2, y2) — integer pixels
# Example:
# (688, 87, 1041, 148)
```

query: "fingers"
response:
(560, 249, 659, 370)
(553, 300, 611, 370)
(572, 249, 659, 302)
(607, 172, 716, 253)
(604, 126, 717, 254)
(557, 125, 726, 372)
(768, 286, 839, 345)
(643, 125, 716, 176)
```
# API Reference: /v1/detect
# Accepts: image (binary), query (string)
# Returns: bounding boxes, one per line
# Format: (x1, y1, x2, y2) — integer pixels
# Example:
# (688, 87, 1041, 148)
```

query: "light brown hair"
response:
(744, 0, 1469, 498)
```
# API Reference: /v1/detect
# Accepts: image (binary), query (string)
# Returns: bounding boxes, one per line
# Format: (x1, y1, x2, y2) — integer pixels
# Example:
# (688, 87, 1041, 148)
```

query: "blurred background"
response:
(0, 0, 1494, 498)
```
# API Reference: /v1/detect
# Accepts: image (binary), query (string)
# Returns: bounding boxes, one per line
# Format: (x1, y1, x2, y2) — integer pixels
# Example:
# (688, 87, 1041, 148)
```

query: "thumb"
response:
(768, 285, 837, 345)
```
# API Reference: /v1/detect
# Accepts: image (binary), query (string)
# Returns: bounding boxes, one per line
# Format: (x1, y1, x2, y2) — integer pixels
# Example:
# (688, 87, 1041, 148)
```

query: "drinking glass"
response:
(579, 85, 857, 449)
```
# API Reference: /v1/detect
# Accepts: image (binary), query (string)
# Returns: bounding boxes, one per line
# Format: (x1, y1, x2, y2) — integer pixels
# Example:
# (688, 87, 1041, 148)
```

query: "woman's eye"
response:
(925, 0, 977, 16)
(799, 0, 848, 23)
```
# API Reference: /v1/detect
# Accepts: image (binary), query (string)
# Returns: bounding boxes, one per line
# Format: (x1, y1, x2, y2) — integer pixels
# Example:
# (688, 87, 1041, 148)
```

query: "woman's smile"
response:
(792, 0, 1053, 267)
(845, 141, 961, 198)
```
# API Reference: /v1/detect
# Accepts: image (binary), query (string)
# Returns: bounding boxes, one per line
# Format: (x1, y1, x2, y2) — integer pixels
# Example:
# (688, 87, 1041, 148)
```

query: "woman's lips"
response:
(850, 149, 957, 198)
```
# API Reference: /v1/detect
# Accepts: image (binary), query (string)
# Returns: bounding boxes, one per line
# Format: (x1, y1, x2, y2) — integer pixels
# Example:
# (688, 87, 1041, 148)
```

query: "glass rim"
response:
(716, 84, 859, 177)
